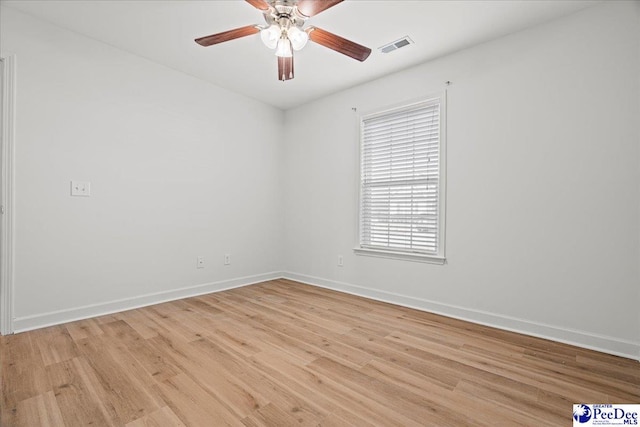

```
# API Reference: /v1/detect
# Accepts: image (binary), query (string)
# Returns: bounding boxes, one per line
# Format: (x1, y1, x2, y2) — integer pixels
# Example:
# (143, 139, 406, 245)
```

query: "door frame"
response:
(0, 54, 16, 335)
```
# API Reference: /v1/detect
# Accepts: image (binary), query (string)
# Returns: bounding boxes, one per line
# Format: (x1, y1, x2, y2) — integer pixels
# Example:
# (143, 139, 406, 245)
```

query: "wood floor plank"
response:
(250, 350, 419, 427)
(1, 332, 51, 426)
(188, 336, 324, 424)
(116, 308, 161, 340)
(232, 300, 374, 367)
(243, 290, 353, 335)
(308, 356, 476, 427)
(181, 297, 225, 316)
(13, 390, 65, 427)
(467, 342, 640, 400)
(46, 357, 116, 427)
(342, 328, 460, 389)
(361, 358, 541, 427)
(454, 378, 562, 426)
(125, 406, 187, 427)
(142, 307, 203, 343)
(575, 353, 640, 383)
(75, 336, 163, 423)
(159, 338, 270, 419)
(32, 325, 79, 367)
(204, 319, 264, 358)
(100, 320, 181, 383)
(208, 310, 322, 364)
(65, 318, 104, 341)
(93, 313, 121, 325)
(240, 402, 301, 427)
(386, 330, 619, 403)
(155, 374, 244, 427)
(2, 279, 638, 427)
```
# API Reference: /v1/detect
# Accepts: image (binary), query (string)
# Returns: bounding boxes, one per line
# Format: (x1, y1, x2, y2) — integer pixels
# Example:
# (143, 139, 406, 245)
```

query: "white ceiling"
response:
(3, 0, 600, 110)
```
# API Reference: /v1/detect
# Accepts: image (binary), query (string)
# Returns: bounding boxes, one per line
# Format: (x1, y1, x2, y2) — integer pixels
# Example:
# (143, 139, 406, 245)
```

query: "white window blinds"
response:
(360, 97, 444, 257)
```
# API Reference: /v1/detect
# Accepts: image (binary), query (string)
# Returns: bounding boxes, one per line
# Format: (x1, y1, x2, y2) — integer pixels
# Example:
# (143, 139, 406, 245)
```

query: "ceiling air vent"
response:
(379, 36, 414, 54)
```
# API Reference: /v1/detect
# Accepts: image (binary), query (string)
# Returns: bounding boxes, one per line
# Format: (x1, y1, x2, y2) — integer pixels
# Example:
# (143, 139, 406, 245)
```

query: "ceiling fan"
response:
(195, 0, 372, 81)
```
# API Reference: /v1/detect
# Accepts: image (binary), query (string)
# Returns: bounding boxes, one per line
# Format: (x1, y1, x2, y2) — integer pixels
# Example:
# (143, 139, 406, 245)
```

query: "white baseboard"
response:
(283, 271, 640, 361)
(12, 270, 640, 361)
(12, 271, 282, 333)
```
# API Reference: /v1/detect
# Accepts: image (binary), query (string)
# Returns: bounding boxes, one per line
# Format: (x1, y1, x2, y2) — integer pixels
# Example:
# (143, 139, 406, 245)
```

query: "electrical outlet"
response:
(197, 256, 205, 269)
(70, 180, 91, 197)
(224, 254, 231, 265)
(338, 255, 344, 267)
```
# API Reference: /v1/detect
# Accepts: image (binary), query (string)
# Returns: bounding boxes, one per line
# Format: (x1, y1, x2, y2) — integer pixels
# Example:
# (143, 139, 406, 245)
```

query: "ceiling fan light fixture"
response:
(288, 26, 308, 51)
(260, 24, 280, 49)
(275, 37, 293, 57)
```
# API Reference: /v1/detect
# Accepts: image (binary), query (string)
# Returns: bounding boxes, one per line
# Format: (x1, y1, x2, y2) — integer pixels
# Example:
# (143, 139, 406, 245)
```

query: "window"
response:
(356, 95, 446, 263)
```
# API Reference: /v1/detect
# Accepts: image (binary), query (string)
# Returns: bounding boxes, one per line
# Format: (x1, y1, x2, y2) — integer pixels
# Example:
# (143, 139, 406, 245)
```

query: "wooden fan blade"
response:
(296, 0, 343, 17)
(307, 27, 371, 62)
(195, 25, 260, 46)
(278, 56, 294, 81)
(245, 0, 270, 11)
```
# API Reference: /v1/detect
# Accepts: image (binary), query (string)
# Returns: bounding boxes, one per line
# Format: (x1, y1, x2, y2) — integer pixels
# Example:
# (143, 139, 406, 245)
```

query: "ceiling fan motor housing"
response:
(262, 1, 307, 31)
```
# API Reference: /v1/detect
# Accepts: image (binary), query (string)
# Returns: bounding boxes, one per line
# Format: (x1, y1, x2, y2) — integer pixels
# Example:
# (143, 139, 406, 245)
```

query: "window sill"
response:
(353, 247, 446, 265)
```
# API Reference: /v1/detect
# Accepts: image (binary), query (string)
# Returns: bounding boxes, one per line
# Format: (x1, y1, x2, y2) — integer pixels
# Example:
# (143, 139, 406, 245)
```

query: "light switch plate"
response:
(71, 181, 91, 197)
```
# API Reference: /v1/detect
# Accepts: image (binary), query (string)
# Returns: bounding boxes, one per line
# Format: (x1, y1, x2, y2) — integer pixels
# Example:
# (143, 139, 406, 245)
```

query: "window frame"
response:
(354, 93, 447, 264)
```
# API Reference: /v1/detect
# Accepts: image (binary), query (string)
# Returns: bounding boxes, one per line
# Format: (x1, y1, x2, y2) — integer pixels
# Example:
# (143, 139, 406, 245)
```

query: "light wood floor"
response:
(1, 279, 638, 426)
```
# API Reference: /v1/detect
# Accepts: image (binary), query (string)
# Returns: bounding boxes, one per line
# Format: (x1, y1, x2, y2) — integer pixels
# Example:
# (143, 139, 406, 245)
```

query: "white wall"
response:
(1, 7, 284, 330)
(2, 2, 639, 360)
(282, 1, 640, 359)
